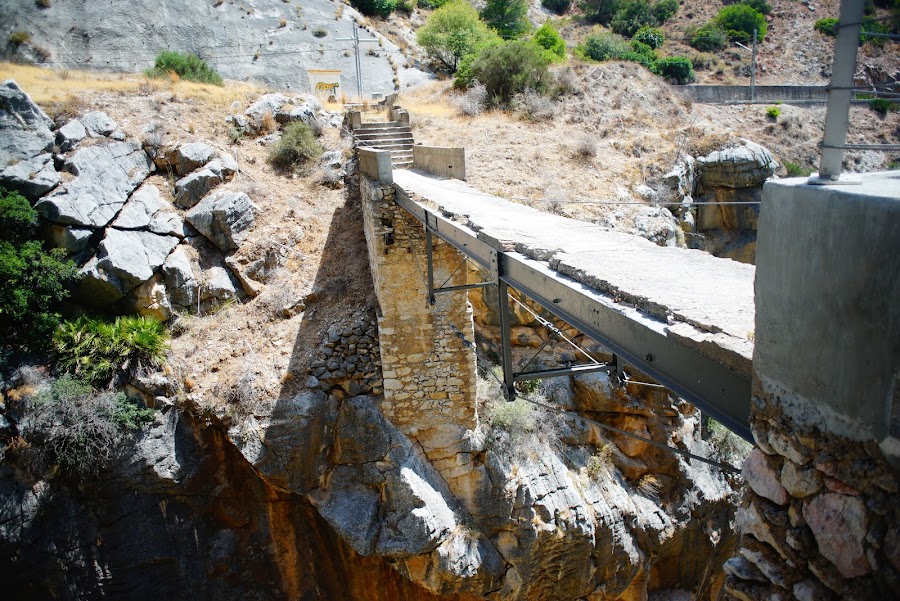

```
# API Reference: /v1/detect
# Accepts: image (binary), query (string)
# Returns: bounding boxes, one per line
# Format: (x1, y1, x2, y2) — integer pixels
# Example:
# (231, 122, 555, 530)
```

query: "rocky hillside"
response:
(0, 0, 430, 95)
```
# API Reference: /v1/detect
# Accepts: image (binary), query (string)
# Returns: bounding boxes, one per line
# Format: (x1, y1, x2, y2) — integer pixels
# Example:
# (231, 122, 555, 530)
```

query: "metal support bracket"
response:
(495, 251, 516, 402)
(515, 363, 613, 382)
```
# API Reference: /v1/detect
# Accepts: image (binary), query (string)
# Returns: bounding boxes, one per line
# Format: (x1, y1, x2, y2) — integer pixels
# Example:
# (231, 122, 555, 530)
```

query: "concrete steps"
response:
(352, 120, 414, 168)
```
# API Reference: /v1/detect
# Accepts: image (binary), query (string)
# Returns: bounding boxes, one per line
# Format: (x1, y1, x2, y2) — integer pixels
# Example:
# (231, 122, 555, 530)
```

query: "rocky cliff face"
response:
(1, 81, 746, 599)
(0, 0, 429, 97)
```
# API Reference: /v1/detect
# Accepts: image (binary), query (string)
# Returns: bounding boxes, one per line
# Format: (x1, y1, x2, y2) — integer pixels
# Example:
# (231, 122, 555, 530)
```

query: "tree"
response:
(417, 0, 501, 72)
(610, 0, 655, 36)
(0, 187, 79, 349)
(715, 4, 767, 42)
(580, 0, 623, 25)
(469, 39, 552, 105)
(481, 0, 531, 39)
(532, 22, 566, 61)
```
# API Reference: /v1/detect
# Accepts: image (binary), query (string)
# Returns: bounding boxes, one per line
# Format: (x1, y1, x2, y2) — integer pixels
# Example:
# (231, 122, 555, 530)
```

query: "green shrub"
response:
(610, 0, 654, 36)
(817, 16, 892, 44)
(580, 0, 624, 25)
(418, 0, 501, 72)
(783, 161, 812, 177)
(267, 121, 323, 170)
(8, 31, 30, 46)
(350, 0, 399, 17)
(652, 0, 678, 22)
(580, 30, 629, 61)
(651, 55, 695, 84)
(146, 50, 223, 85)
(468, 39, 553, 105)
(481, 0, 530, 39)
(53, 315, 169, 385)
(861, 18, 889, 45)
(689, 22, 727, 51)
(814, 17, 838, 36)
(0, 187, 79, 349)
(621, 40, 657, 67)
(541, 0, 571, 14)
(715, 4, 767, 42)
(24, 375, 155, 477)
(707, 418, 752, 468)
(479, 375, 558, 458)
(634, 25, 664, 49)
(738, 0, 771, 15)
(869, 97, 899, 115)
(766, 105, 781, 119)
(533, 22, 567, 60)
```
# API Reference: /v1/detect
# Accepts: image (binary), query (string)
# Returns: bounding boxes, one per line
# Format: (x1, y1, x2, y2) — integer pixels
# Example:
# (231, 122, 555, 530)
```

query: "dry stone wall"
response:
(359, 176, 477, 482)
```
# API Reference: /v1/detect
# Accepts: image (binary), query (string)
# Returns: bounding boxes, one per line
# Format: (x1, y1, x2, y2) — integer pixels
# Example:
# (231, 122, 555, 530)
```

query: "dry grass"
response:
(0, 62, 260, 110)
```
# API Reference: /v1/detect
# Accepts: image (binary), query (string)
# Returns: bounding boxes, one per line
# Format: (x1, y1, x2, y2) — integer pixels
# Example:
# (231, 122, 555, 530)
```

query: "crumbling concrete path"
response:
(393, 168, 756, 376)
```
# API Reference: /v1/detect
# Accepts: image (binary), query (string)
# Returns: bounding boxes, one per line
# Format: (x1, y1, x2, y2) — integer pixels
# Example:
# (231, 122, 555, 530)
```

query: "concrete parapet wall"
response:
(359, 174, 477, 487)
(358, 148, 393, 184)
(412, 146, 466, 180)
(724, 172, 900, 601)
(681, 85, 828, 104)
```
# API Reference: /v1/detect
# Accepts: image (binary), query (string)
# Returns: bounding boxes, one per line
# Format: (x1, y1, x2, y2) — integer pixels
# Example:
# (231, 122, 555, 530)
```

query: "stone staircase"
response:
(352, 121, 414, 169)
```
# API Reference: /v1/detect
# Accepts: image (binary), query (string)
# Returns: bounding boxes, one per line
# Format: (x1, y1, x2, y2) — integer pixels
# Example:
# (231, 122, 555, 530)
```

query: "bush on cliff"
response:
(21, 374, 155, 478)
(268, 121, 323, 171)
(0, 187, 79, 350)
(146, 50, 224, 86)
(53, 315, 169, 386)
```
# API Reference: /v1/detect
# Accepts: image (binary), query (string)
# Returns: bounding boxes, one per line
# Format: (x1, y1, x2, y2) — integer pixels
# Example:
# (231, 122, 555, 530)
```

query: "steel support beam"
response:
(515, 363, 613, 382)
(394, 187, 752, 439)
(425, 227, 435, 305)
(433, 282, 492, 294)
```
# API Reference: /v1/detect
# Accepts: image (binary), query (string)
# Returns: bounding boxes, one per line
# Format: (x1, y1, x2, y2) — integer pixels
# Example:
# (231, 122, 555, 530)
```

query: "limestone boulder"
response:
(173, 156, 237, 208)
(78, 229, 180, 305)
(126, 274, 172, 321)
(200, 266, 242, 303)
(45, 224, 94, 255)
(185, 190, 256, 252)
(245, 93, 290, 124)
(802, 493, 870, 578)
(161, 247, 199, 309)
(697, 139, 778, 189)
(0, 79, 54, 169)
(56, 118, 86, 151)
(79, 111, 118, 137)
(0, 153, 59, 200)
(36, 141, 152, 228)
(165, 142, 216, 176)
(112, 183, 184, 237)
(742, 448, 789, 505)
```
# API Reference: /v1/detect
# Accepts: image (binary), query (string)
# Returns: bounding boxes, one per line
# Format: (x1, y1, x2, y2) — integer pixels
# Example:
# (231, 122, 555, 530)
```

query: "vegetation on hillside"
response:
(268, 121, 324, 171)
(53, 315, 169, 386)
(146, 50, 223, 86)
(20, 374, 155, 478)
(0, 187, 79, 350)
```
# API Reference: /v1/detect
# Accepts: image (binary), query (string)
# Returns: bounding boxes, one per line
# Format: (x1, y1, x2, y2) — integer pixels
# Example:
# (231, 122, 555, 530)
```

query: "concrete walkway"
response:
(393, 168, 756, 376)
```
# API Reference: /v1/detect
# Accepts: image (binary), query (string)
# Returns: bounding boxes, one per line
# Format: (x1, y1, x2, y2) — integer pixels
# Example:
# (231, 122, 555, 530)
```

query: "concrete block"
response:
(754, 172, 900, 442)
(358, 148, 393, 184)
(412, 146, 466, 180)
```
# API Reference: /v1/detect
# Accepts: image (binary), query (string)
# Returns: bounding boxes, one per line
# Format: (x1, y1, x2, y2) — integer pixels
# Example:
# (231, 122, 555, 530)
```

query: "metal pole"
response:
(497, 280, 516, 401)
(425, 227, 435, 305)
(336, 24, 378, 102)
(812, 0, 865, 183)
(750, 29, 757, 102)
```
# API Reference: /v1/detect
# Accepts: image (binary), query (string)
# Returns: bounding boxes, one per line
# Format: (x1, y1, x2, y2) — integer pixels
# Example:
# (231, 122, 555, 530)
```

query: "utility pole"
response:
(335, 23, 378, 102)
(750, 29, 757, 102)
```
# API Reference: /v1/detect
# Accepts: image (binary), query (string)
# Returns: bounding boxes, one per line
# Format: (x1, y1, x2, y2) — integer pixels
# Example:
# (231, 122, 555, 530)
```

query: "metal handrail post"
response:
(812, 0, 865, 183)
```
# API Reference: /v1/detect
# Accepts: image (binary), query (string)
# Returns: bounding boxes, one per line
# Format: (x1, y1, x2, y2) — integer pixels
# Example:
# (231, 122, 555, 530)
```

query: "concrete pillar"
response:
(724, 172, 900, 600)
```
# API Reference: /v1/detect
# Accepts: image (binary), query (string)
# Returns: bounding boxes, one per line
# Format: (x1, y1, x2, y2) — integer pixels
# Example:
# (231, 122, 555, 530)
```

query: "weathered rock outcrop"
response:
(185, 190, 256, 252)
(0, 401, 477, 601)
(36, 140, 152, 227)
(0, 79, 54, 168)
(653, 139, 778, 264)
